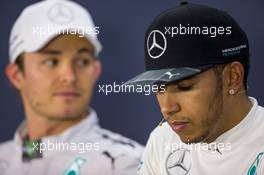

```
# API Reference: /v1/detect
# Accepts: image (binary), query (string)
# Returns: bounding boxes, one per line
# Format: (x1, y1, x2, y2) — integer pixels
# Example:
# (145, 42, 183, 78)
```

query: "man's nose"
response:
(160, 93, 181, 120)
(60, 64, 77, 84)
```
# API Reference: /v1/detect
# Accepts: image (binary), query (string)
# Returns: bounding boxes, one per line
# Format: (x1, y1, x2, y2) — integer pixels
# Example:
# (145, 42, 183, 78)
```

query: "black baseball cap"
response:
(125, 2, 249, 85)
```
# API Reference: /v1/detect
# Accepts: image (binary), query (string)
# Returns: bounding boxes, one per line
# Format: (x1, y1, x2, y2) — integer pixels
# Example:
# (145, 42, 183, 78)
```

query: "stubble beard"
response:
(190, 79, 224, 144)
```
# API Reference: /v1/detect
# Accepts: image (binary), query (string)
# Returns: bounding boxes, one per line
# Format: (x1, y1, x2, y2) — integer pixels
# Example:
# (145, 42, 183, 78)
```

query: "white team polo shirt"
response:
(138, 97, 264, 175)
(0, 109, 144, 175)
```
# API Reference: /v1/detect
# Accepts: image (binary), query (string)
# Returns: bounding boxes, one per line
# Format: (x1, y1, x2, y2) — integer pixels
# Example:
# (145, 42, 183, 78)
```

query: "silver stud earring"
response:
(229, 89, 235, 95)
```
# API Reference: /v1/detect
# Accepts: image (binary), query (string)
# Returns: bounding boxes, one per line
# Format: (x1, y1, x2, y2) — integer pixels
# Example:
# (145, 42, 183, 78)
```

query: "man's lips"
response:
(54, 92, 81, 98)
(170, 121, 189, 132)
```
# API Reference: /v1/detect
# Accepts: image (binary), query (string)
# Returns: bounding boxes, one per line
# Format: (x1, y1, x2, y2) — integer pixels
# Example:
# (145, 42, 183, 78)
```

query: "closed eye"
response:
(178, 85, 193, 91)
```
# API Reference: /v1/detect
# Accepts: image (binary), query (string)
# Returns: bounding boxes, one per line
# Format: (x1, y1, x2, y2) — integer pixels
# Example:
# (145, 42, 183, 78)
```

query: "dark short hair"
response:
(213, 58, 250, 90)
(239, 57, 250, 90)
(14, 53, 25, 73)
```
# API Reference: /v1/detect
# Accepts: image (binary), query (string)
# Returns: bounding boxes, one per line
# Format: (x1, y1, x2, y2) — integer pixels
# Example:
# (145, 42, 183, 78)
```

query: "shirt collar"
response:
(214, 97, 258, 147)
(14, 108, 99, 146)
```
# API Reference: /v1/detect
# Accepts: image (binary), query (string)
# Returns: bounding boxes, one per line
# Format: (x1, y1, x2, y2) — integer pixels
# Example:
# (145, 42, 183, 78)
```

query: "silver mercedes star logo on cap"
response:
(166, 149, 191, 175)
(48, 3, 74, 24)
(147, 30, 167, 59)
(164, 71, 181, 79)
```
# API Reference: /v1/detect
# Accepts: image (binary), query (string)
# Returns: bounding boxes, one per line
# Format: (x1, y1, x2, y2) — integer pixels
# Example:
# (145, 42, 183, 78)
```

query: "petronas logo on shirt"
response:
(64, 157, 87, 175)
(247, 152, 264, 175)
(137, 160, 144, 171)
(22, 139, 42, 161)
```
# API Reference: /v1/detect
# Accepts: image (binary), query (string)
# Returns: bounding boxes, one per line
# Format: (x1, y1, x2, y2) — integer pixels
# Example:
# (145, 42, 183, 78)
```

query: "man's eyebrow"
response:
(77, 48, 94, 55)
(39, 47, 94, 56)
(41, 50, 62, 55)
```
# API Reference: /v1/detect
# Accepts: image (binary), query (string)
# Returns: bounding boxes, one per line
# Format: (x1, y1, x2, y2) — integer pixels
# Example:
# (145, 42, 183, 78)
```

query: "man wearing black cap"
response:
(126, 2, 264, 175)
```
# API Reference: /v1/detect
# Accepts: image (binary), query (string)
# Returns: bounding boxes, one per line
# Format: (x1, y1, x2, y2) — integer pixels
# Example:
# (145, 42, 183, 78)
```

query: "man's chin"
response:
(44, 110, 86, 121)
(180, 138, 192, 144)
(178, 134, 205, 144)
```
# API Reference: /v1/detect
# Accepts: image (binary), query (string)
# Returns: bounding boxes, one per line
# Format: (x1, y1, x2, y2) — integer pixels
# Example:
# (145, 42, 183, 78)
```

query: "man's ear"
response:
(5, 63, 24, 90)
(93, 60, 102, 82)
(226, 61, 244, 91)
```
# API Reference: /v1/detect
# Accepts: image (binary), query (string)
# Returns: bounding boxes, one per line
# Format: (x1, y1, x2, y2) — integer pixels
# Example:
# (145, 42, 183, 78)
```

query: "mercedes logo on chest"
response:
(166, 149, 191, 175)
(147, 30, 167, 59)
(48, 3, 74, 24)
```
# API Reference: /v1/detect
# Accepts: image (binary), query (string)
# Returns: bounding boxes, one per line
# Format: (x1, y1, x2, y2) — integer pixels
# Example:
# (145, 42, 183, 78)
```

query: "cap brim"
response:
(124, 64, 214, 86)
